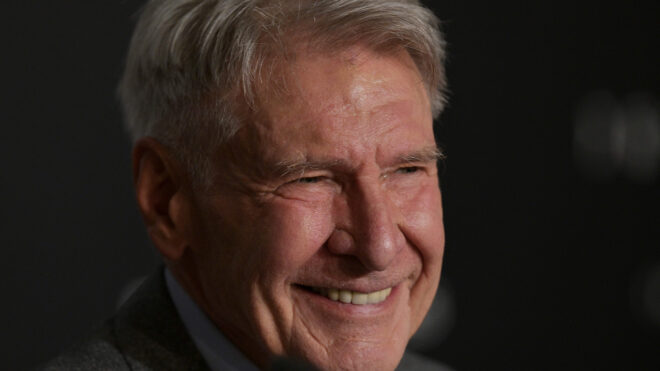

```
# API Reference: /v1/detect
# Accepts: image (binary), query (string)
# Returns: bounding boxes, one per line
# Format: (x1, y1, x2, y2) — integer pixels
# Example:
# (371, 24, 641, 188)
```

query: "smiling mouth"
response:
(298, 285, 393, 305)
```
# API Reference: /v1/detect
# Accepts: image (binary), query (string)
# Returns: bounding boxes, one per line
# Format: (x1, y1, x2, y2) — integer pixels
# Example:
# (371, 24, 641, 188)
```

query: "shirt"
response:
(165, 269, 260, 371)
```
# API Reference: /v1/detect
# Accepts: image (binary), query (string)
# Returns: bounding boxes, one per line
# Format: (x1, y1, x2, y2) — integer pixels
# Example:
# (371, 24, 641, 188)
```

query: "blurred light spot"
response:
(573, 91, 660, 183)
(116, 275, 147, 309)
(408, 282, 456, 351)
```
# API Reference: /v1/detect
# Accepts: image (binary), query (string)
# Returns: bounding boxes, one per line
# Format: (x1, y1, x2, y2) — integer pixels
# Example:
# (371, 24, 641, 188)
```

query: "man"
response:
(43, 0, 448, 370)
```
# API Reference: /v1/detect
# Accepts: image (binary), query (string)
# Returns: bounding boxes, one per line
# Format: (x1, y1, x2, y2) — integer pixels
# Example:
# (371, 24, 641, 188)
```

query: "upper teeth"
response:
(311, 287, 392, 305)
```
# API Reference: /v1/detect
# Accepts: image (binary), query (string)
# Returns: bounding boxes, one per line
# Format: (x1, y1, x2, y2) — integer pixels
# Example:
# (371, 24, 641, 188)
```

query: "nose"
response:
(328, 179, 405, 271)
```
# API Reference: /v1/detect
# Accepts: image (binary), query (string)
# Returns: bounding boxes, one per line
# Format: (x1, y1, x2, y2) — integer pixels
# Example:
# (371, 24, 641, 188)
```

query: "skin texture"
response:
(134, 45, 445, 371)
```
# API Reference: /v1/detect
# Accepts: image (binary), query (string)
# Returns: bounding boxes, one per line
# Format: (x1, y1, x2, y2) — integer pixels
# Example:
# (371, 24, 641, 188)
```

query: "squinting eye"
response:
(294, 176, 324, 184)
(397, 166, 421, 174)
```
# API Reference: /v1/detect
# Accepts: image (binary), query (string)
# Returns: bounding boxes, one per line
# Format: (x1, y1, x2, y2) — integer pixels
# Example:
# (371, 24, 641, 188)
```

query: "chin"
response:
(305, 340, 407, 371)
(286, 322, 410, 371)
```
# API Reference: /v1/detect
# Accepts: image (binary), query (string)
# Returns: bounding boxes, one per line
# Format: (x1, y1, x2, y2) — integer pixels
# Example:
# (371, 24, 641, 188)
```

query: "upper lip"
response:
(292, 267, 417, 294)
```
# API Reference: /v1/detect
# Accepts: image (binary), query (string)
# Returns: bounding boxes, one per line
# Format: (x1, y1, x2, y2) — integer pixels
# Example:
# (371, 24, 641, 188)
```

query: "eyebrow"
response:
(273, 158, 347, 178)
(271, 145, 445, 178)
(397, 145, 446, 164)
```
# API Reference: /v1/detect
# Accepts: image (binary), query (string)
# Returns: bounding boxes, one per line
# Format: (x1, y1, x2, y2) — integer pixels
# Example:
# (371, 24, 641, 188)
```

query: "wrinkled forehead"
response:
(248, 44, 429, 129)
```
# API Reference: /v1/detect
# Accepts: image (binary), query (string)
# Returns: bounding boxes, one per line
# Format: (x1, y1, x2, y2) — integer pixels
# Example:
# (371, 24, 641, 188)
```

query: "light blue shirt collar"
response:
(164, 268, 260, 371)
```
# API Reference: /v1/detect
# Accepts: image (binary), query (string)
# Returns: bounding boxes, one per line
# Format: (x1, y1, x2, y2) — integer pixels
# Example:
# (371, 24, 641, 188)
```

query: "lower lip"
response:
(293, 285, 400, 317)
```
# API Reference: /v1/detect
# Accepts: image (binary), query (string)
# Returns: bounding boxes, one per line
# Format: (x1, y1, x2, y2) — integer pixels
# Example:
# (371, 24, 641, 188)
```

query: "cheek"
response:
(399, 183, 445, 260)
(253, 199, 335, 281)
(196, 197, 336, 354)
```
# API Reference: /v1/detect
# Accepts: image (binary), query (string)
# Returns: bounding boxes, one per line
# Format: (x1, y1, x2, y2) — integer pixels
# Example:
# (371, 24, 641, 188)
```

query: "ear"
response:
(132, 137, 192, 261)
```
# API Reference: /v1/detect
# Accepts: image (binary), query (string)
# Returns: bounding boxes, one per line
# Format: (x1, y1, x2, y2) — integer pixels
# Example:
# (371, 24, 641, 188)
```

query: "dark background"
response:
(2, 1, 658, 370)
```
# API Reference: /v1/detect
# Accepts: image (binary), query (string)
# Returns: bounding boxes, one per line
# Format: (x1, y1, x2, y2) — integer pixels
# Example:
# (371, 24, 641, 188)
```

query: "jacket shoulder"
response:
(37, 269, 208, 371)
(37, 321, 129, 371)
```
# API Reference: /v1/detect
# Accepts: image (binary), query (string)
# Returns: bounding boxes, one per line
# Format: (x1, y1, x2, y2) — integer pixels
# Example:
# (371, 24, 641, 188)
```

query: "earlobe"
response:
(133, 137, 191, 261)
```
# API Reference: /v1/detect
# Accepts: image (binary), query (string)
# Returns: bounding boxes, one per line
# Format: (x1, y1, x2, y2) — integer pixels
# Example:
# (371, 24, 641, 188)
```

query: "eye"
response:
(396, 166, 421, 174)
(294, 176, 324, 184)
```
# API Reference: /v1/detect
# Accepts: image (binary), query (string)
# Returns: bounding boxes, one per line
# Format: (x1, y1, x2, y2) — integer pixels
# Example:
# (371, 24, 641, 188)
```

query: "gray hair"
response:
(118, 0, 447, 183)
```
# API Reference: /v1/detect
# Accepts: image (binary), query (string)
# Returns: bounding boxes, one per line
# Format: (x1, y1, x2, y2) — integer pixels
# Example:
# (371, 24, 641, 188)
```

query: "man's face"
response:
(185, 46, 445, 370)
